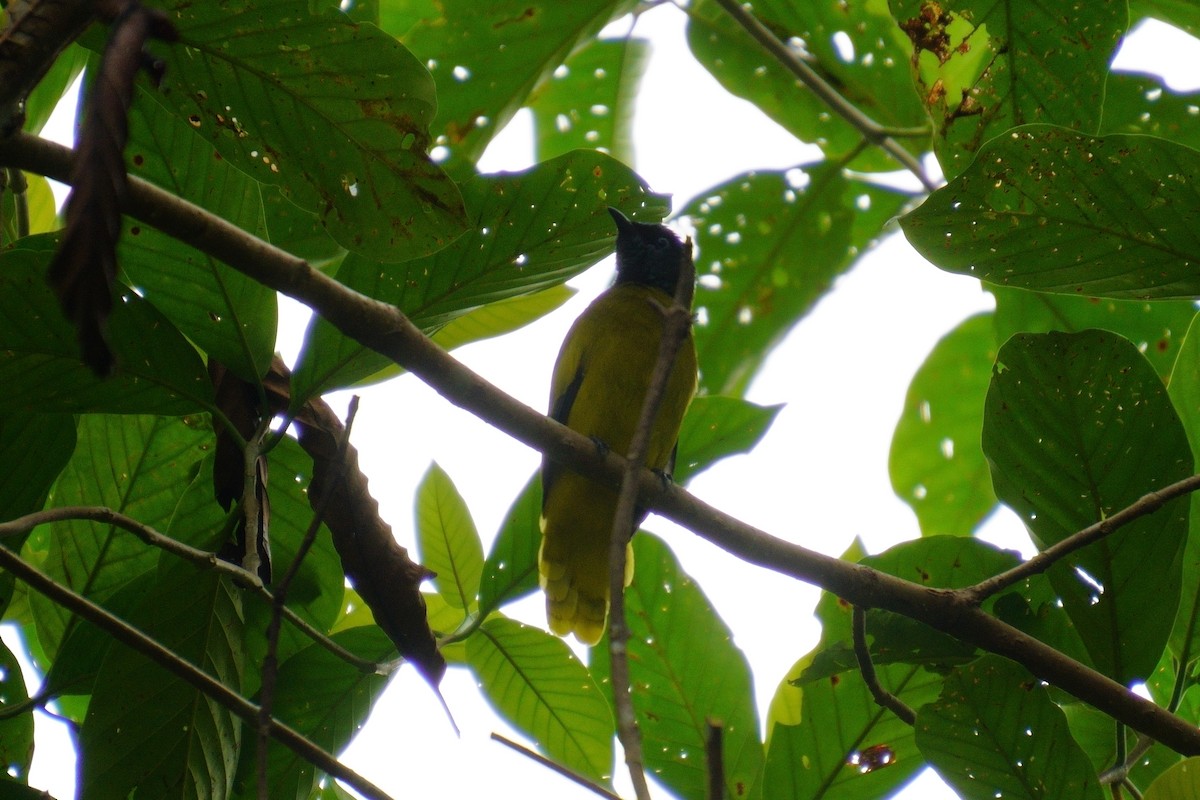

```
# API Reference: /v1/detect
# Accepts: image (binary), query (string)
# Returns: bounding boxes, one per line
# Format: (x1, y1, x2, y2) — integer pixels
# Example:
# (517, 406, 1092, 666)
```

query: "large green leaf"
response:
(763, 656, 941, 799)
(21, 42, 86, 136)
(478, 473, 541, 616)
(121, 85, 277, 381)
(889, 313, 997, 537)
(79, 563, 243, 800)
(916, 655, 1103, 800)
(902, 126, 1200, 299)
(291, 150, 668, 399)
(146, 0, 466, 261)
(415, 462, 484, 612)
(890, 0, 1124, 178)
(528, 37, 649, 166)
(991, 286, 1196, 379)
(686, 0, 927, 172)
(467, 617, 614, 785)
(28, 414, 212, 660)
(683, 165, 911, 395)
(982, 330, 1191, 683)
(1131, 0, 1200, 36)
(236, 625, 395, 800)
(381, 0, 619, 177)
(0, 242, 215, 415)
(590, 533, 763, 800)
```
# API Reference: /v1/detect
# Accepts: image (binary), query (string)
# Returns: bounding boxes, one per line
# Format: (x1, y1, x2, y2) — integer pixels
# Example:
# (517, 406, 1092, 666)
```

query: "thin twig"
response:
(966, 473, 1200, 603)
(490, 733, 623, 800)
(704, 720, 725, 800)
(4, 132, 1200, 754)
(708, 0, 937, 192)
(0, 506, 378, 672)
(606, 238, 697, 800)
(259, 396, 361, 800)
(0, 545, 395, 800)
(851, 606, 916, 725)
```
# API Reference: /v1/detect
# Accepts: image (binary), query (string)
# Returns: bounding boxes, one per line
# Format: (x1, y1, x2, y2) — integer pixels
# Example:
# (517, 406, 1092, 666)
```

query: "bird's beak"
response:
(607, 206, 635, 235)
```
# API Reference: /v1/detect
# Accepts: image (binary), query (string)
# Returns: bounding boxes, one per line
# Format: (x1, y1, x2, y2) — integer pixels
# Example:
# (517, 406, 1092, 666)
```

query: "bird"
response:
(538, 206, 699, 645)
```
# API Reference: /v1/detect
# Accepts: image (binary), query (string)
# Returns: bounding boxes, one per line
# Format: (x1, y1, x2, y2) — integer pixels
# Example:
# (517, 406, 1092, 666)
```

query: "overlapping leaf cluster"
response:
(4, 0, 1200, 798)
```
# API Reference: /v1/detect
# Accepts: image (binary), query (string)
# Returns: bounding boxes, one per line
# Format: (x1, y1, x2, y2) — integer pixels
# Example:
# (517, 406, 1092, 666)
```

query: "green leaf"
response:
(479, 473, 541, 615)
(1131, 0, 1200, 36)
(683, 165, 910, 395)
(686, 0, 927, 172)
(991, 286, 1196, 379)
(79, 564, 243, 800)
(21, 43, 86, 136)
(890, 313, 998, 537)
(416, 463, 484, 612)
(238, 625, 394, 800)
(916, 655, 1103, 800)
(1102, 72, 1200, 151)
(890, 0, 1124, 178)
(763, 656, 941, 800)
(122, 85, 277, 381)
(0, 636, 34, 785)
(28, 414, 212, 660)
(590, 533, 763, 800)
(0, 241, 215, 415)
(983, 330, 1192, 683)
(1167, 313, 1200, 662)
(901, 126, 1200, 299)
(383, 0, 617, 177)
(529, 37, 650, 166)
(149, 0, 466, 261)
(674, 396, 782, 485)
(467, 616, 614, 785)
(1145, 756, 1200, 800)
(800, 537, 1019, 682)
(291, 150, 668, 399)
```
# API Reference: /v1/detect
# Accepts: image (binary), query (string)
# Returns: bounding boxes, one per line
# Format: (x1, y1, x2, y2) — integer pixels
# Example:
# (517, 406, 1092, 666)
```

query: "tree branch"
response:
(605, 237, 697, 800)
(0, 544, 395, 800)
(4, 131, 1200, 755)
(707, 0, 937, 192)
(966, 472, 1200, 603)
(852, 605, 915, 725)
(0, 0, 97, 134)
(0, 505, 379, 673)
(490, 733, 623, 800)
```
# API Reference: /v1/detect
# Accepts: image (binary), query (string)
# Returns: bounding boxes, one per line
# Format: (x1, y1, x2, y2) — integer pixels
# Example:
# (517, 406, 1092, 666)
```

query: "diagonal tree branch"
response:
(0, 544, 395, 800)
(4, 131, 1200, 755)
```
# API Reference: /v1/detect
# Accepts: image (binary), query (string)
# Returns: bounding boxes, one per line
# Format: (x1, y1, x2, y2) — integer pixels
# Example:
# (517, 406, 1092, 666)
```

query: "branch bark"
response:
(4, 131, 1200, 755)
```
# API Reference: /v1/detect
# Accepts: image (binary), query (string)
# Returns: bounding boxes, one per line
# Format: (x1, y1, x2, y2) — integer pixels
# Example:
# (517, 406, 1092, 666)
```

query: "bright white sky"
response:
(13, 6, 1200, 800)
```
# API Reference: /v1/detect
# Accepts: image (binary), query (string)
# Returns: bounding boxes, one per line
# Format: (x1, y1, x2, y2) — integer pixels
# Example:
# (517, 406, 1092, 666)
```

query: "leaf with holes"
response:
(902, 126, 1200, 298)
(917, 655, 1103, 800)
(890, 313, 998, 537)
(983, 329, 1191, 683)
(146, 0, 466, 261)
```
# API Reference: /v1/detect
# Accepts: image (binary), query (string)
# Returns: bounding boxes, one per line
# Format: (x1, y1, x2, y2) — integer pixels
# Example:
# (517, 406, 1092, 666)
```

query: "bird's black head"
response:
(608, 207, 686, 296)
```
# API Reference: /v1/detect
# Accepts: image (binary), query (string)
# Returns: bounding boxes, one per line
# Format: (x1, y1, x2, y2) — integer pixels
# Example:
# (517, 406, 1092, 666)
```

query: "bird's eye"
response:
(654, 236, 670, 250)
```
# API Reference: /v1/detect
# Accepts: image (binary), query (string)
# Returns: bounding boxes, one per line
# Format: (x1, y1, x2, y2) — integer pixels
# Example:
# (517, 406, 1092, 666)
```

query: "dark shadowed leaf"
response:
(675, 395, 782, 484)
(983, 330, 1191, 683)
(917, 655, 1103, 800)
